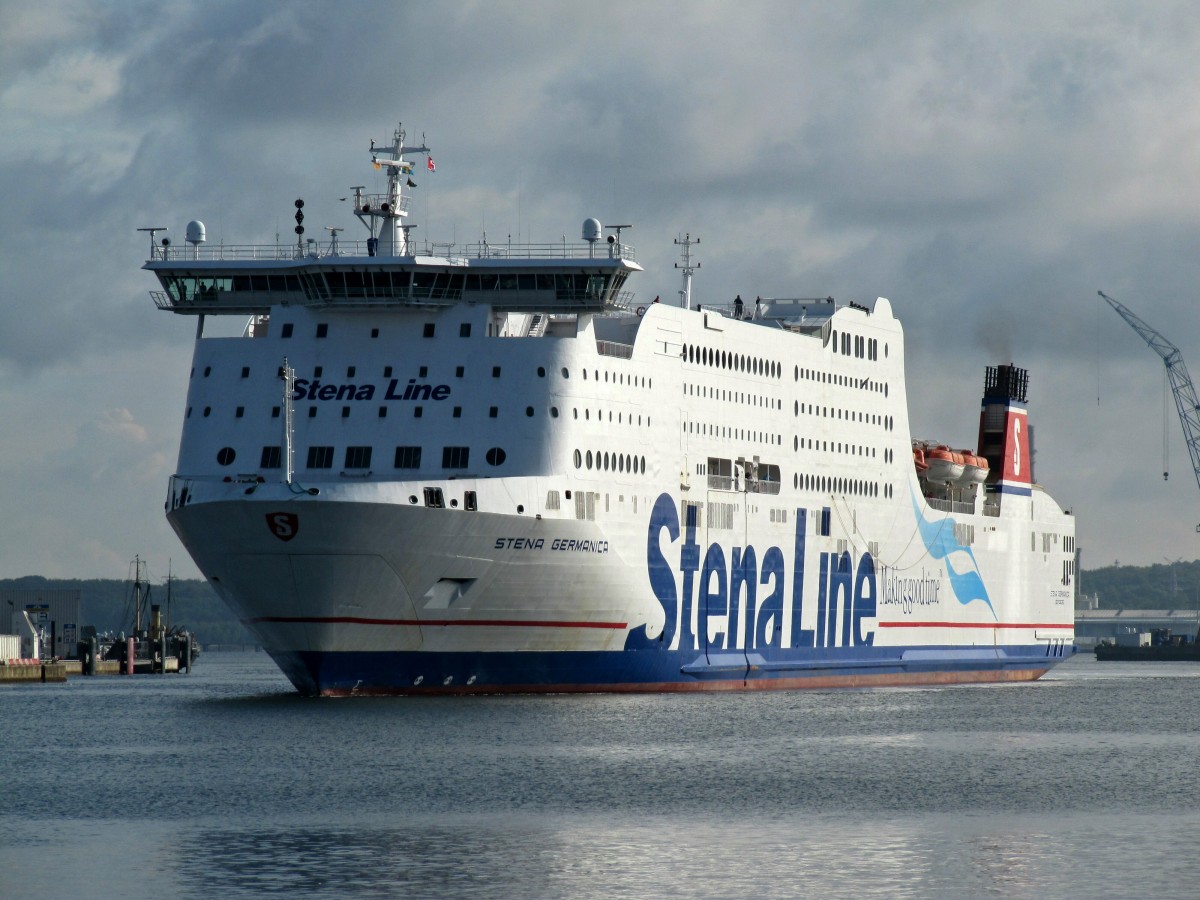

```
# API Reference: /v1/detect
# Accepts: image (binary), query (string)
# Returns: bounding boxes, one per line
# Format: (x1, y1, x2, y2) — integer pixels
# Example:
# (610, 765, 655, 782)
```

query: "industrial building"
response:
(1, 589, 82, 660)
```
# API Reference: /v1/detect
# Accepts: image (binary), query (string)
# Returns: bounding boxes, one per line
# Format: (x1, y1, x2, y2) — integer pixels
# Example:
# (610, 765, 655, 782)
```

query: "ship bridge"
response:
(145, 239, 641, 317)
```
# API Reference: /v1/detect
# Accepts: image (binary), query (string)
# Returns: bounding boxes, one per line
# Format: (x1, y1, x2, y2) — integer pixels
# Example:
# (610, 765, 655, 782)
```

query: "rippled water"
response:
(3, 652, 1200, 898)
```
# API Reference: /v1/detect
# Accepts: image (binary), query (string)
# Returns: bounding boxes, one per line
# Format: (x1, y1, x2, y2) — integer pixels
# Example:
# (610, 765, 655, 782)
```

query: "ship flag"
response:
(427, 156, 436, 172)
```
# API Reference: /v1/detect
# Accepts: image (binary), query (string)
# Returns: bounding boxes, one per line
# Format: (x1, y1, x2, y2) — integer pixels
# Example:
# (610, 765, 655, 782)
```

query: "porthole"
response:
(562, 367, 570, 378)
(550, 407, 559, 418)
(216, 447, 236, 466)
(485, 447, 507, 466)
(586, 450, 593, 469)
(538, 366, 546, 377)
(525, 407, 534, 417)
(574, 449, 582, 469)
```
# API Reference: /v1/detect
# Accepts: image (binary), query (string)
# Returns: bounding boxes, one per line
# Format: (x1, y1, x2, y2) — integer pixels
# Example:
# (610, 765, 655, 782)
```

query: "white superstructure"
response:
(144, 123, 1076, 695)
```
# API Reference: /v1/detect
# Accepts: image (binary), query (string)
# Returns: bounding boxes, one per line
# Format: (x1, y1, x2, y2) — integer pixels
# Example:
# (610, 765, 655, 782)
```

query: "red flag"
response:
(427, 156, 436, 172)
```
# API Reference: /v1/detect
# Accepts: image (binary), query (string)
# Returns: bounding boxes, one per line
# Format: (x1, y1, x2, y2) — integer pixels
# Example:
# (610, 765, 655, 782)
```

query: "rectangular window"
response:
(235, 406, 244, 418)
(455, 366, 465, 378)
(241, 366, 250, 378)
(489, 407, 498, 418)
(442, 446, 470, 469)
(423, 323, 435, 338)
(344, 446, 372, 469)
(281, 323, 294, 338)
(492, 366, 501, 378)
(459, 323, 471, 337)
(394, 446, 422, 468)
(260, 446, 282, 469)
(307, 446, 334, 469)
(464, 490, 477, 511)
(316, 323, 328, 338)
(453, 407, 462, 418)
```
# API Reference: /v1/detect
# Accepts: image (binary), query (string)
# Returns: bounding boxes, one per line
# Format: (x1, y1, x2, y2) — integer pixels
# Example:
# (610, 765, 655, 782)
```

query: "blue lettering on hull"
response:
(634, 492, 877, 652)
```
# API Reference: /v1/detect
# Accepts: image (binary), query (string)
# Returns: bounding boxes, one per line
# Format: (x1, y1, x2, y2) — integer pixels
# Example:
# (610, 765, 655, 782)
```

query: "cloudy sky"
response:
(2, 0, 1199, 584)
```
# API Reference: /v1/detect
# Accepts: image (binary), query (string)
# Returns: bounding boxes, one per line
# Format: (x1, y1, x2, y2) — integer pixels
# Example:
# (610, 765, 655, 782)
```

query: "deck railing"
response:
(148, 239, 636, 264)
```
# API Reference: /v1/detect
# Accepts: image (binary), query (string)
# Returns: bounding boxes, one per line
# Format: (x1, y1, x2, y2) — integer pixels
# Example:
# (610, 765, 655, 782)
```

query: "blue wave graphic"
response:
(910, 488, 996, 619)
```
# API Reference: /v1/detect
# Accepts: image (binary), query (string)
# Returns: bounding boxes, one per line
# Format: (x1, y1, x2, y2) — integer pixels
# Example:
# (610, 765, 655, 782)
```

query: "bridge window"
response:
(394, 446, 422, 468)
(442, 446, 470, 469)
(344, 446, 372, 469)
(306, 446, 334, 469)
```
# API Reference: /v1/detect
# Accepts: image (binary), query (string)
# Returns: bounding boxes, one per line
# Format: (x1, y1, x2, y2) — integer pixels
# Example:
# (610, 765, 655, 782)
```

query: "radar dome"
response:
(582, 218, 602, 242)
(185, 220, 207, 245)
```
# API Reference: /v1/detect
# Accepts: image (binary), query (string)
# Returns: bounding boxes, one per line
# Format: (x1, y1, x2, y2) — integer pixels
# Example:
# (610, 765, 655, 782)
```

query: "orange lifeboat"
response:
(924, 445, 965, 483)
(959, 452, 990, 485)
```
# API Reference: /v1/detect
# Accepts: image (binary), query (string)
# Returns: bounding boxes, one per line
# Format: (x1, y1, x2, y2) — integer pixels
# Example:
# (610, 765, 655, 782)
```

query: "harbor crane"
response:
(1099, 290, 1200, 530)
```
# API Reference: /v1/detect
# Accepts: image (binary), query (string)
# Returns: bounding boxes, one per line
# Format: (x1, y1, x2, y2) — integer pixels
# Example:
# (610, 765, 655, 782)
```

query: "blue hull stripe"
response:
(269, 645, 1075, 696)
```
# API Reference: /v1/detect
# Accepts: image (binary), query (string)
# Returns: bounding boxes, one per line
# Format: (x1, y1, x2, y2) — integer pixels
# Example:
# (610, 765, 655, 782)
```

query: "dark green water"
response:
(3, 652, 1199, 898)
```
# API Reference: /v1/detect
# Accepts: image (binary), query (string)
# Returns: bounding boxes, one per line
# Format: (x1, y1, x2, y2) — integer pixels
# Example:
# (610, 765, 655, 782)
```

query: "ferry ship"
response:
(143, 123, 1076, 695)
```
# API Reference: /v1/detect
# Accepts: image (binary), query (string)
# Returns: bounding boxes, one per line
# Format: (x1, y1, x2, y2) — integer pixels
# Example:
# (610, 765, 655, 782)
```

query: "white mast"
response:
(357, 123, 430, 256)
(281, 357, 295, 484)
(674, 232, 700, 310)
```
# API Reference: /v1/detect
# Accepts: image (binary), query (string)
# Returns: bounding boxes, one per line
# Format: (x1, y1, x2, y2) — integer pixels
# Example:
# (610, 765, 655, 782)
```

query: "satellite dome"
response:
(582, 218, 602, 242)
(185, 220, 207, 245)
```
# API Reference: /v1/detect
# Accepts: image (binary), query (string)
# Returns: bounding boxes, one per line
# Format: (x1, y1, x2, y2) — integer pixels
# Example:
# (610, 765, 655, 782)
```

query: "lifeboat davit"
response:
(923, 445, 965, 483)
(912, 444, 930, 474)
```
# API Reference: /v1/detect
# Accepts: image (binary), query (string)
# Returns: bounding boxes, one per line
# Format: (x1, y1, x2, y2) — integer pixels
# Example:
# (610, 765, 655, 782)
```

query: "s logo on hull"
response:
(267, 512, 299, 542)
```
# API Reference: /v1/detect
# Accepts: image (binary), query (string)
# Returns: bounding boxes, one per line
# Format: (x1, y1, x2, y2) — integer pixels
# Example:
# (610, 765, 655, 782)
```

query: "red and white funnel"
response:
(977, 364, 1032, 496)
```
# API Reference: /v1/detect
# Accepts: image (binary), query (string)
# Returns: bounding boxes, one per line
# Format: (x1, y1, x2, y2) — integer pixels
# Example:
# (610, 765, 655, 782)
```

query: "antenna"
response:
(605, 224, 631, 258)
(674, 232, 700, 310)
(137, 227, 168, 259)
(325, 226, 343, 256)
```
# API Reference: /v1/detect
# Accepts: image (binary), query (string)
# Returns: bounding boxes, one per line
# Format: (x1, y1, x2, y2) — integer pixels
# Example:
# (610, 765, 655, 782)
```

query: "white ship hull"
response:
(147, 123, 1076, 695)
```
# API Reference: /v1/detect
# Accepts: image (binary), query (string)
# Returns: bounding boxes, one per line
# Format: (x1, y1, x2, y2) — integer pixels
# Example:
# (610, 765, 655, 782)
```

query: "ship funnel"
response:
(978, 363, 1032, 495)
